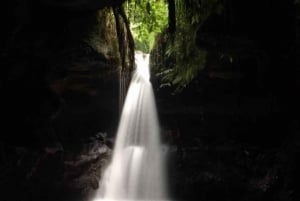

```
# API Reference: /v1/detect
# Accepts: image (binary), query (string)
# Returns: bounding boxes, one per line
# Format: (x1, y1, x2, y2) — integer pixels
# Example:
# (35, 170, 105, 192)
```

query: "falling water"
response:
(94, 52, 167, 201)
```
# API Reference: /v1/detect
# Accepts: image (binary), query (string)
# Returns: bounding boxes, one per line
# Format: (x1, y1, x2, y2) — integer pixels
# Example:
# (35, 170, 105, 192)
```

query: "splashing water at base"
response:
(93, 52, 168, 201)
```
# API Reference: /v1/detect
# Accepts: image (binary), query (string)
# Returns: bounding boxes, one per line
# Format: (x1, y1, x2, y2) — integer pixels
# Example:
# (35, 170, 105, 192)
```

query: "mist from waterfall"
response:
(94, 52, 167, 201)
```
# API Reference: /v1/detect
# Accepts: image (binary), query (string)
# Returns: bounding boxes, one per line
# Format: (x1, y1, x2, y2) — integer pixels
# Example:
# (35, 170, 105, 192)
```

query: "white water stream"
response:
(93, 52, 167, 201)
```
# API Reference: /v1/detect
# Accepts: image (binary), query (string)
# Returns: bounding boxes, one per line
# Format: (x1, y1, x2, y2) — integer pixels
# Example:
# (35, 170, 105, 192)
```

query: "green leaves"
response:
(124, 0, 168, 52)
(153, 0, 222, 93)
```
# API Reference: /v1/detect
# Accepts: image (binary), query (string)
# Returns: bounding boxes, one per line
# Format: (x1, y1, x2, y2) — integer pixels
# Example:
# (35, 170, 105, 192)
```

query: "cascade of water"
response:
(94, 52, 167, 201)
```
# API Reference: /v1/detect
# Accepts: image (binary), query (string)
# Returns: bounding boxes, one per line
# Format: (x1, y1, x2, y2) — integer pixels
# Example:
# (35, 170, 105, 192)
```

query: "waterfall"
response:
(94, 52, 167, 201)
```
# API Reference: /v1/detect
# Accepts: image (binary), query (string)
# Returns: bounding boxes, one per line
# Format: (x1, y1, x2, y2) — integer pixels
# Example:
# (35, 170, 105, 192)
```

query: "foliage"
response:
(154, 0, 223, 92)
(158, 40, 207, 92)
(124, 0, 168, 53)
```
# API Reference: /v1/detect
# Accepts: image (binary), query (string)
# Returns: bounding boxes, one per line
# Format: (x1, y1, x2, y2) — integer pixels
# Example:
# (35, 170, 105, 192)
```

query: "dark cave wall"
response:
(0, 1, 127, 201)
(153, 1, 299, 201)
(195, 0, 298, 144)
(0, 0, 127, 147)
(153, 0, 298, 146)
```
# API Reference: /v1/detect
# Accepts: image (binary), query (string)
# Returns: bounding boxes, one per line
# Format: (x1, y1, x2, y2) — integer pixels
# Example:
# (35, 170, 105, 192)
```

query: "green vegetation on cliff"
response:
(124, 0, 168, 53)
(152, 0, 223, 92)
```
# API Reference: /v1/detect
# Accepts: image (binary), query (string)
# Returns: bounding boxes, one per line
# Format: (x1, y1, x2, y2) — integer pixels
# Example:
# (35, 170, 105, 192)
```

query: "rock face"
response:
(0, 0, 123, 145)
(0, 134, 112, 201)
(0, 1, 127, 201)
(152, 1, 299, 201)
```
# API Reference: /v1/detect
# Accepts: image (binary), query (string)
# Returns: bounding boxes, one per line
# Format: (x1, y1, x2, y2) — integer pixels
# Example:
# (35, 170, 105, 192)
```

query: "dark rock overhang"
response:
(39, 0, 126, 11)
